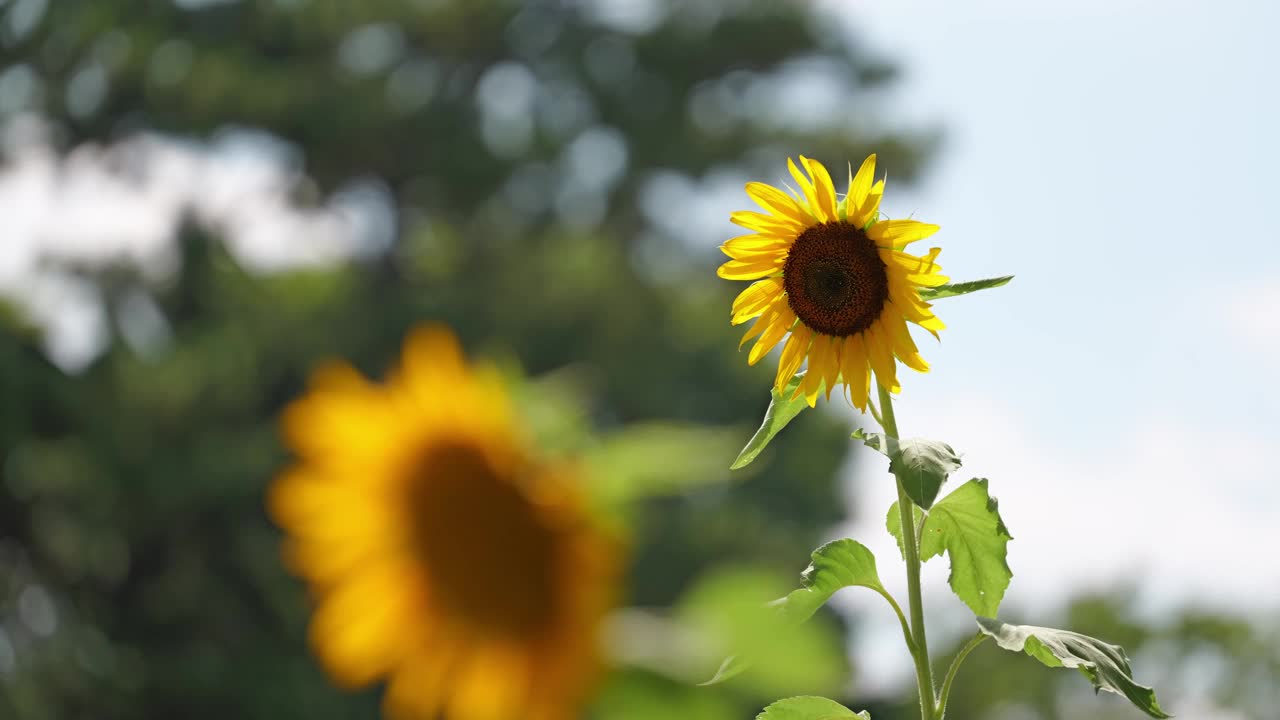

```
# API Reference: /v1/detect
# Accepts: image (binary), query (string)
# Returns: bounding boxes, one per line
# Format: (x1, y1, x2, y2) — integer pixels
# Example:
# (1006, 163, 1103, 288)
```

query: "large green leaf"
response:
(917, 275, 1013, 301)
(975, 617, 1170, 718)
(771, 539, 888, 624)
(731, 373, 810, 470)
(853, 430, 960, 509)
(756, 696, 870, 720)
(889, 479, 1011, 616)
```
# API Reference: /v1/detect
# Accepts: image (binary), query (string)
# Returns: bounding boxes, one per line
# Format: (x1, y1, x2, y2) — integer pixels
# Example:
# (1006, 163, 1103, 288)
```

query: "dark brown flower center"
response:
(783, 221, 889, 336)
(408, 442, 561, 637)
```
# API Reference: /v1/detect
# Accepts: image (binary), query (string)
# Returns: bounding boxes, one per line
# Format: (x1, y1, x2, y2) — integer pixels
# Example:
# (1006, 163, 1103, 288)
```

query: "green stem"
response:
(874, 588, 917, 657)
(936, 632, 986, 718)
(877, 385, 937, 720)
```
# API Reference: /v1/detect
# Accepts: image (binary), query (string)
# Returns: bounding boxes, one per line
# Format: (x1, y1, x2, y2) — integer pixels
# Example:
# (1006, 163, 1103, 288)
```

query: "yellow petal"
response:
(863, 324, 900, 393)
(856, 180, 885, 227)
(840, 334, 871, 411)
(731, 277, 785, 324)
(801, 156, 838, 222)
(883, 311, 929, 372)
(868, 219, 940, 249)
(787, 157, 826, 222)
(746, 181, 814, 225)
(845, 154, 876, 224)
(721, 233, 793, 255)
(731, 210, 804, 235)
(774, 324, 813, 392)
(309, 561, 416, 687)
(795, 334, 831, 406)
(821, 333, 843, 400)
(748, 304, 796, 365)
(717, 257, 785, 280)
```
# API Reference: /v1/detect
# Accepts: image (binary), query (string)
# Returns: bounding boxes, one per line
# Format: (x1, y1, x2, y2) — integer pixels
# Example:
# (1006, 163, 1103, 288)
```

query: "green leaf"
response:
(731, 373, 810, 470)
(884, 500, 924, 560)
(975, 617, 1170, 718)
(587, 422, 742, 505)
(771, 539, 887, 624)
(917, 275, 1013, 301)
(853, 430, 960, 509)
(677, 567, 844, 696)
(756, 696, 870, 720)
(917, 479, 1012, 616)
(699, 654, 748, 686)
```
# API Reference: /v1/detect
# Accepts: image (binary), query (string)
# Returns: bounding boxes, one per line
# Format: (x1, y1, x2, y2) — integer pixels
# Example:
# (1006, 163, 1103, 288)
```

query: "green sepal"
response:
(771, 539, 888, 624)
(887, 479, 1012, 617)
(756, 696, 870, 720)
(917, 275, 1013, 301)
(731, 373, 811, 470)
(853, 429, 960, 509)
(975, 617, 1170, 718)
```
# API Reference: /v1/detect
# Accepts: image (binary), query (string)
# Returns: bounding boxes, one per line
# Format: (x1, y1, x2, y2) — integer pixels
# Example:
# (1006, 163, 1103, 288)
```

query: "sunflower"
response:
(717, 154, 949, 410)
(269, 326, 619, 720)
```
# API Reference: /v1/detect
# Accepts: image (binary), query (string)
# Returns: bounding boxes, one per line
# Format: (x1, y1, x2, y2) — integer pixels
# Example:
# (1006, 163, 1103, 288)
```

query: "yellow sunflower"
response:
(718, 154, 949, 410)
(269, 326, 619, 720)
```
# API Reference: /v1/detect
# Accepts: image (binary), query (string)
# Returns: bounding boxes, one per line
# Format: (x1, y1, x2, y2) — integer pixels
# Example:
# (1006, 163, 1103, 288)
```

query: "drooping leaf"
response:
(911, 479, 1012, 616)
(732, 373, 810, 470)
(975, 617, 1170, 718)
(771, 539, 888, 624)
(852, 431, 960, 509)
(917, 275, 1013, 301)
(756, 696, 870, 720)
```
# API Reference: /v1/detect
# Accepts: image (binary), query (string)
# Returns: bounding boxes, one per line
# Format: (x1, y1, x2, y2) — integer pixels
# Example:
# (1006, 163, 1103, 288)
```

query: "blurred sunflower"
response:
(269, 326, 619, 720)
(718, 154, 949, 410)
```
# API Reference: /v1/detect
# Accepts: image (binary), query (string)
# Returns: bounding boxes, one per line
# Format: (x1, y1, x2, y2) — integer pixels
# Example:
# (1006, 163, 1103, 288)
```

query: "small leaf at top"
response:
(756, 696, 870, 720)
(920, 479, 1012, 616)
(917, 275, 1013, 301)
(975, 617, 1170, 718)
(771, 539, 888, 624)
(853, 431, 961, 509)
(732, 373, 810, 470)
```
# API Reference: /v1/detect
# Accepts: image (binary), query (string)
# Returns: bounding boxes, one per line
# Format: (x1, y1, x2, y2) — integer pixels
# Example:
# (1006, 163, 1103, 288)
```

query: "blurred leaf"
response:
(732, 373, 809, 470)
(589, 422, 742, 505)
(772, 539, 888, 624)
(677, 567, 844, 697)
(975, 617, 1170, 718)
(918, 479, 1012, 617)
(917, 276, 1014, 301)
(853, 430, 960, 509)
(756, 696, 870, 719)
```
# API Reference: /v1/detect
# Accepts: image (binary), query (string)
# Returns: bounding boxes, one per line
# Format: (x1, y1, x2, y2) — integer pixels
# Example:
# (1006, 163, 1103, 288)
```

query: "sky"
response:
(802, 0, 1280, 696)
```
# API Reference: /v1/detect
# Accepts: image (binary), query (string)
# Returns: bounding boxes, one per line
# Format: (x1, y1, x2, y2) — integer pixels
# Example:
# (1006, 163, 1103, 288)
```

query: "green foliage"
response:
(916, 276, 1014, 301)
(975, 617, 1170, 718)
(756, 696, 870, 720)
(772, 539, 888, 625)
(732, 373, 810, 470)
(888, 480, 1011, 617)
(675, 568, 846, 699)
(852, 430, 960, 509)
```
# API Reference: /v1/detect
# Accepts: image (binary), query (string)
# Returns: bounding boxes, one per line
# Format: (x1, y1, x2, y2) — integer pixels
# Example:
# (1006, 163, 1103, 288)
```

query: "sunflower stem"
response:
(936, 632, 987, 718)
(876, 385, 937, 720)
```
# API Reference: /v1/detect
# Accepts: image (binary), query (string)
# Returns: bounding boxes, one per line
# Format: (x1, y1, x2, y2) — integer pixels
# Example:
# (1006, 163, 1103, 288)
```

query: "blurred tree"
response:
(0, 0, 940, 717)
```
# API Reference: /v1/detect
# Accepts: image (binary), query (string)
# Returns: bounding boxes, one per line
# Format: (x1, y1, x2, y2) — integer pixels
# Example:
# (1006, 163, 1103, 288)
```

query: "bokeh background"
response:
(0, 0, 1276, 718)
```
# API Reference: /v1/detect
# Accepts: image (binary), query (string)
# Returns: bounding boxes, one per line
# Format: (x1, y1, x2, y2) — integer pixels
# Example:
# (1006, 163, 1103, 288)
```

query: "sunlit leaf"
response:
(756, 696, 870, 720)
(976, 617, 1170, 718)
(731, 373, 810, 470)
(917, 275, 1013, 301)
(771, 539, 888, 624)
(889, 479, 1011, 616)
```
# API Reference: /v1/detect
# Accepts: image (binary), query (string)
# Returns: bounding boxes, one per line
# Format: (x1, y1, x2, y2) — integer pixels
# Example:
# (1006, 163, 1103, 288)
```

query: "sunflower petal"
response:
(787, 157, 826, 222)
(746, 181, 815, 225)
(730, 210, 804, 235)
(857, 180, 885, 227)
(868, 219, 941, 249)
(863, 324, 900, 393)
(884, 312, 929, 372)
(748, 304, 795, 365)
(840, 334, 871, 411)
(775, 324, 813, 392)
(731, 277, 785, 324)
(845, 154, 877, 225)
(801, 156, 838, 222)
(717, 257, 785, 280)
